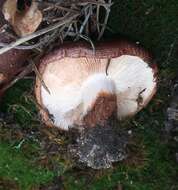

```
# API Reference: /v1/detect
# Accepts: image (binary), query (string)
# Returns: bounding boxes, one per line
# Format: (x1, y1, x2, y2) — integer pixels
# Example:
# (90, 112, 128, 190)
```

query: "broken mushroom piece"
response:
(0, 45, 30, 98)
(2, 0, 42, 36)
(35, 40, 157, 130)
(0, 4, 30, 99)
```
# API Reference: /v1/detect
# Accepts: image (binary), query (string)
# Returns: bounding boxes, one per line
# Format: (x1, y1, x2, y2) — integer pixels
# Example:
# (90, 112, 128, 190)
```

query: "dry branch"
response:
(0, 13, 79, 54)
(0, 0, 112, 53)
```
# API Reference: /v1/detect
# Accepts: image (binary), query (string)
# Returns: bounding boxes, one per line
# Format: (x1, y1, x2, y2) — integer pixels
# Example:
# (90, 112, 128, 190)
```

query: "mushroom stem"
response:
(81, 73, 117, 126)
(81, 73, 115, 111)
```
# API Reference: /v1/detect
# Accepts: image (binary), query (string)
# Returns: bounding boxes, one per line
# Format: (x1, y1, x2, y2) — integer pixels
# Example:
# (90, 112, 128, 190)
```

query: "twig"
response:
(97, 0, 112, 40)
(0, 42, 44, 50)
(79, 34, 95, 53)
(30, 60, 51, 94)
(63, 23, 73, 38)
(106, 58, 111, 75)
(96, 4, 101, 34)
(44, 3, 78, 14)
(0, 64, 33, 93)
(84, 5, 90, 35)
(75, 5, 91, 41)
(0, 24, 9, 34)
(58, 0, 113, 7)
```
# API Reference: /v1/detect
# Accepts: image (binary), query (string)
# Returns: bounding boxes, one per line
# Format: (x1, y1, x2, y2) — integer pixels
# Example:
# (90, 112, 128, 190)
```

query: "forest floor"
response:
(0, 0, 178, 189)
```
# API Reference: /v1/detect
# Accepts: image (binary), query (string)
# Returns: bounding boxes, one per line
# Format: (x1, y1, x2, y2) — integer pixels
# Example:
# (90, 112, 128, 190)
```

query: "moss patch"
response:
(0, 142, 54, 190)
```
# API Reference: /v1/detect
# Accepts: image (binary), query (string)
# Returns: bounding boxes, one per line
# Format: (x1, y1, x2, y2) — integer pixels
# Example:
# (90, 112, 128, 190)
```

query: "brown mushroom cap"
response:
(35, 40, 157, 130)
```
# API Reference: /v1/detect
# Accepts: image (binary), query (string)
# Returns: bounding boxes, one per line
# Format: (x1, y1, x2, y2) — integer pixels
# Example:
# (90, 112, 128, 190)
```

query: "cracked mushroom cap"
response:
(35, 40, 157, 130)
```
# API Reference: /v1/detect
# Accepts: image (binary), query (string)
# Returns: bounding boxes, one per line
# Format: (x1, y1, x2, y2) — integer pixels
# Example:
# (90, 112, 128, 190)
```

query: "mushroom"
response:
(35, 40, 157, 130)
(2, 0, 42, 36)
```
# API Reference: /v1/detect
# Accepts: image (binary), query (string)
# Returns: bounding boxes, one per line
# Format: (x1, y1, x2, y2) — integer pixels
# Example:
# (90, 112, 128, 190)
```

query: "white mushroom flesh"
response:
(41, 57, 108, 130)
(81, 73, 115, 114)
(108, 55, 156, 119)
(41, 55, 156, 130)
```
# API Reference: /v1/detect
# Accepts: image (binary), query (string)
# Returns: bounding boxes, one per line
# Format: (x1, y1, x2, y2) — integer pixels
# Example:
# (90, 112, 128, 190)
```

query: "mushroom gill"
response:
(35, 40, 157, 130)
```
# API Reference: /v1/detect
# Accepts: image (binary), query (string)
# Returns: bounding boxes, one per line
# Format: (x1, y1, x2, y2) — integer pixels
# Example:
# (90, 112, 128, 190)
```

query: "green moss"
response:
(0, 142, 54, 190)
(0, 79, 37, 126)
